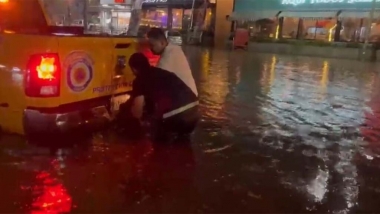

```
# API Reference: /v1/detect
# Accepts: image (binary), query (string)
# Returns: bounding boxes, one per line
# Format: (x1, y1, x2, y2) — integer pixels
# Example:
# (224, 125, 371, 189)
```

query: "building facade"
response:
(214, 0, 234, 46)
(140, 0, 215, 31)
(231, 0, 380, 42)
(42, 0, 215, 34)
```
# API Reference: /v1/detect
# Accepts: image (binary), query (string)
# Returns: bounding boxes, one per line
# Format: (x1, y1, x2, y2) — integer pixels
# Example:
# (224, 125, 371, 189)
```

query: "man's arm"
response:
(157, 51, 172, 71)
(157, 46, 184, 72)
(157, 46, 191, 74)
(130, 78, 145, 119)
(131, 95, 145, 119)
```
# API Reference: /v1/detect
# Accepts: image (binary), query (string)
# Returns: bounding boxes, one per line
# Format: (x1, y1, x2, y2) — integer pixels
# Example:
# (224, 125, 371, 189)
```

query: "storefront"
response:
(230, 0, 380, 42)
(83, 0, 133, 34)
(141, 0, 216, 31)
(42, 0, 215, 34)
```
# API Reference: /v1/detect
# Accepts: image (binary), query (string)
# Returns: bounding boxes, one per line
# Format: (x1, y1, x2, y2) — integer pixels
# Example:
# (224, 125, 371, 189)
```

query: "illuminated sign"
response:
(100, 0, 132, 4)
(143, 0, 168, 3)
(282, 0, 380, 6)
(141, 0, 204, 5)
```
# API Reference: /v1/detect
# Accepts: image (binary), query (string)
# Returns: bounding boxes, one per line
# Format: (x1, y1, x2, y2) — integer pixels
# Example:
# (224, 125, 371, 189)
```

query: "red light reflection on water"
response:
(30, 171, 72, 214)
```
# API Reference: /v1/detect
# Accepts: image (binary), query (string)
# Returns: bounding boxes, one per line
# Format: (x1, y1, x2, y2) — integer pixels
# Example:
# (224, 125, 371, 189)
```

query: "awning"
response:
(338, 11, 380, 19)
(279, 11, 338, 20)
(228, 11, 279, 21)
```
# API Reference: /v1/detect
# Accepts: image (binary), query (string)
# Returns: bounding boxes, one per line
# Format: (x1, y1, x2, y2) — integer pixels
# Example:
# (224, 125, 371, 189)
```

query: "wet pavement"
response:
(2, 47, 380, 213)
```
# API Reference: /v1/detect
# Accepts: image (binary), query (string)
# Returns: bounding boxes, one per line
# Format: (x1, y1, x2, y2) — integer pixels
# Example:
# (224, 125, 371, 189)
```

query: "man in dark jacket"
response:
(118, 53, 199, 142)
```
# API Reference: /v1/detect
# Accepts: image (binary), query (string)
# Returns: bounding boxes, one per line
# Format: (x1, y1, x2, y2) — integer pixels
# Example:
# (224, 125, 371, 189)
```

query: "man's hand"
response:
(131, 95, 145, 119)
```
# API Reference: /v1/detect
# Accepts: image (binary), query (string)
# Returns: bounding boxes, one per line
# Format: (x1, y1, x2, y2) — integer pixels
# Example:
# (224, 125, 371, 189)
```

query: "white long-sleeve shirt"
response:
(157, 44, 198, 96)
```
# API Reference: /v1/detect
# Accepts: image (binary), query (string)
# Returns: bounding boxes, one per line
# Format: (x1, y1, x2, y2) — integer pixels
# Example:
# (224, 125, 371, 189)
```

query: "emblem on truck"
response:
(64, 51, 94, 93)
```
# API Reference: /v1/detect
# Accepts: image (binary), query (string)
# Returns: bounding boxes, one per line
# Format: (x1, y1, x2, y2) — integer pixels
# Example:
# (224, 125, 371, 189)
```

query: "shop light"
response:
(0, 0, 8, 3)
(3, 30, 15, 34)
(275, 24, 279, 39)
(328, 24, 337, 42)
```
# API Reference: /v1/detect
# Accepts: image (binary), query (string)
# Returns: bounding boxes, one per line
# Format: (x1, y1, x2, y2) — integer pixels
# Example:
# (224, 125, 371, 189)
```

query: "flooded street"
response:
(1, 47, 380, 213)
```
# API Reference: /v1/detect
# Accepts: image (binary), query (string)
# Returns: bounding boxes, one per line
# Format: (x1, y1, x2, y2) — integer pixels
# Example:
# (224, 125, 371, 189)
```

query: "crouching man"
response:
(118, 53, 199, 142)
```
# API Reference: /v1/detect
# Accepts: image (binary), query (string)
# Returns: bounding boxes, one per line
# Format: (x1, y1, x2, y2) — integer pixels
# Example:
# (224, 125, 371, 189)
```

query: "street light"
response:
(189, 0, 196, 30)
(187, 0, 196, 43)
(362, 0, 376, 60)
(83, 0, 88, 30)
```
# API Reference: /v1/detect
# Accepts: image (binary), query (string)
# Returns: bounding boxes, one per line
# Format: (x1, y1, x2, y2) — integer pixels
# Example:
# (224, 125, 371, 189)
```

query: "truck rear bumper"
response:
(23, 106, 112, 137)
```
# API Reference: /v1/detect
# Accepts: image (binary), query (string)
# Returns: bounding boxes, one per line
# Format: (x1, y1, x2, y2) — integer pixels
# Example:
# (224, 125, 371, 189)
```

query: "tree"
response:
(188, 0, 209, 44)
(127, 0, 144, 36)
(41, 0, 85, 25)
(41, 0, 67, 24)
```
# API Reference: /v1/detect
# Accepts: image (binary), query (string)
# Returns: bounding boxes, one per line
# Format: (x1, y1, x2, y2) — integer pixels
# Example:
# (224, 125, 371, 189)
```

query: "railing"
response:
(85, 26, 128, 35)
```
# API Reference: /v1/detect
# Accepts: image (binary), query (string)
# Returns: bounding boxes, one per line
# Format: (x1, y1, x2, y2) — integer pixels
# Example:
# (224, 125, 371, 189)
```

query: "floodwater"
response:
(1, 47, 380, 213)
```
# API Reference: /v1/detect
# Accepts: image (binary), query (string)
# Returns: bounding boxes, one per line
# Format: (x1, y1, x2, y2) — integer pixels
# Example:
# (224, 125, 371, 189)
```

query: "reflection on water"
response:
(191, 50, 380, 213)
(197, 49, 231, 124)
(30, 171, 72, 214)
(1, 145, 73, 213)
(1, 49, 380, 213)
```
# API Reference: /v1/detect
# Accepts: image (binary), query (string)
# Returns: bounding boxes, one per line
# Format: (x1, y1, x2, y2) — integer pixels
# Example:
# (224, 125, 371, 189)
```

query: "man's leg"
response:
(153, 106, 199, 143)
(174, 106, 199, 135)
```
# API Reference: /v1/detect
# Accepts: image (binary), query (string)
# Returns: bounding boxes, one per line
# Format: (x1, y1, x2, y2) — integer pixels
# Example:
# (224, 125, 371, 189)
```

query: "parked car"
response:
(165, 30, 183, 45)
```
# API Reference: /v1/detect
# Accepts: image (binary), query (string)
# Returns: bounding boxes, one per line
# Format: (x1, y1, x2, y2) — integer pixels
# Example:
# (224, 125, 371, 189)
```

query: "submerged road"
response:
(1, 47, 380, 213)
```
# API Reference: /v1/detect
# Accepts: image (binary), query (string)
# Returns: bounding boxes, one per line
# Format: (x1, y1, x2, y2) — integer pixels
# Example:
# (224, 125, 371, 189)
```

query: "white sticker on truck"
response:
(64, 51, 94, 93)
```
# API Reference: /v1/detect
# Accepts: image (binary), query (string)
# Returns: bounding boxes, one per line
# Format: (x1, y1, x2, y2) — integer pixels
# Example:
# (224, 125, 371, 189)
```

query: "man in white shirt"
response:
(146, 28, 198, 97)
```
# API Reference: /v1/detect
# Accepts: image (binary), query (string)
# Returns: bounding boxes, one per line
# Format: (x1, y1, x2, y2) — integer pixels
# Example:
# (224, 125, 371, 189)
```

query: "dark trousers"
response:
(152, 106, 199, 142)
(116, 99, 199, 142)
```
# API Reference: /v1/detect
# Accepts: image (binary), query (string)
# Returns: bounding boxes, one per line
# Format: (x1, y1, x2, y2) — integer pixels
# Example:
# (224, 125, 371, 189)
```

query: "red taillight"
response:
(25, 53, 61, 97)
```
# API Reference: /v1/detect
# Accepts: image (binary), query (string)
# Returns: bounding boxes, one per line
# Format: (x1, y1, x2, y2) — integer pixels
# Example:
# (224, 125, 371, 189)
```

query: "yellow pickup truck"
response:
(0, 0, 158, 138)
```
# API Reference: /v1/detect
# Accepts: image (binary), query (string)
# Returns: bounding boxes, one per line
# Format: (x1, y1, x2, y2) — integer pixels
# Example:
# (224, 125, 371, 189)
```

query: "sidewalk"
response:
(225, 40, 380, 62)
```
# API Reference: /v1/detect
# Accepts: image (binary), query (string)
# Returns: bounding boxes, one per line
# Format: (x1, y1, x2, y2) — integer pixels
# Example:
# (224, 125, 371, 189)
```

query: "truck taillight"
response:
(25, 53, 61, 97)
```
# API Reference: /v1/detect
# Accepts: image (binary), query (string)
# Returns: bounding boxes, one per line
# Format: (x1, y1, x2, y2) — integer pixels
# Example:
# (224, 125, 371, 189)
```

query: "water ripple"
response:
(1, 49, 380, 212)
(194, 50, 380, 213)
